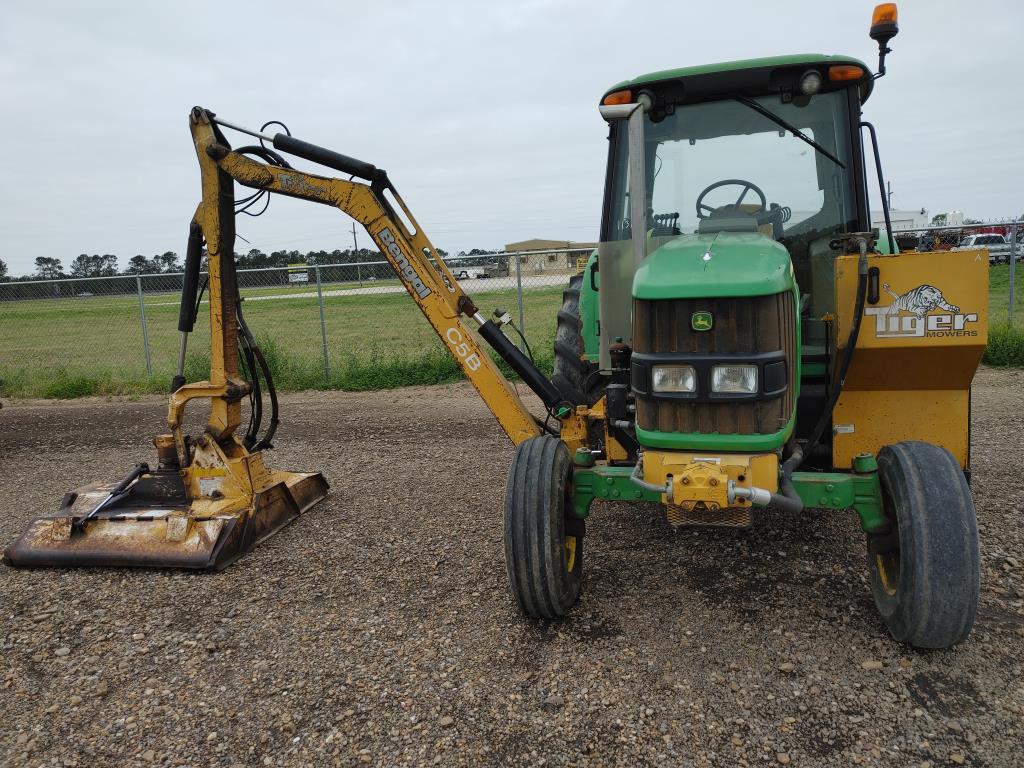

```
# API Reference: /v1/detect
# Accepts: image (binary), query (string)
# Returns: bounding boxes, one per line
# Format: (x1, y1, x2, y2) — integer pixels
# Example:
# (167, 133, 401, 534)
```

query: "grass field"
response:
(2, 265, 1023, 398)
(0, 279, 564, 398)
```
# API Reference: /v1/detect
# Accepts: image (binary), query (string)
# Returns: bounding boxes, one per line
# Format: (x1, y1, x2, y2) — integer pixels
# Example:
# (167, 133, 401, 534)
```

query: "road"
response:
(147, 272, 571, 307)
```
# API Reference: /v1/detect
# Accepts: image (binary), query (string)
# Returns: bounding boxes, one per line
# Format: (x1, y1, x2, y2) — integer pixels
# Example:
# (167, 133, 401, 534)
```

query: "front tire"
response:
(504, 435, 584, 618)
(867, 441, 980, 649)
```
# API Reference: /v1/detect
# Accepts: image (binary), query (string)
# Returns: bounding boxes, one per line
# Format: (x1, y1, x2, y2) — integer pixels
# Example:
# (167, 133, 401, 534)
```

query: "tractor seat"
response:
(697, 212, 759, 234)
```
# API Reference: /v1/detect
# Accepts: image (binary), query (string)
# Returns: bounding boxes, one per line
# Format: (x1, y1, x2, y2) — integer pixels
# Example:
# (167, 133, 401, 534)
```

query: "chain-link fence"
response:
(4, 219, 1021, 399)
(0, 248, 592, 398)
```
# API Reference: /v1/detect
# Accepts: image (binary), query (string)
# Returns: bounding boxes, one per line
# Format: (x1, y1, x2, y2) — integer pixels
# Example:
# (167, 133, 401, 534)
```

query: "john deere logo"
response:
(691, 311, 713, 331)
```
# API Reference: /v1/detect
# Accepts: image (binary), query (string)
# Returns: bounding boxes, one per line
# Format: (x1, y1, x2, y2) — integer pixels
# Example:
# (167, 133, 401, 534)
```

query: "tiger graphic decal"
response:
(864, 283, 978, 339)
(881, 283, 959, 318)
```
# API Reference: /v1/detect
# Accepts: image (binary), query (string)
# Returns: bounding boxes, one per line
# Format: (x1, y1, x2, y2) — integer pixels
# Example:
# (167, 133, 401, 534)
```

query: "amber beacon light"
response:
(869, 3, 899, 77)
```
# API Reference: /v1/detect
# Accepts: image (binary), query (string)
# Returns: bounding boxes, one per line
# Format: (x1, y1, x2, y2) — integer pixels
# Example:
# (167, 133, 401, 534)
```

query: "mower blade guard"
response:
(3, 470, 328, 571)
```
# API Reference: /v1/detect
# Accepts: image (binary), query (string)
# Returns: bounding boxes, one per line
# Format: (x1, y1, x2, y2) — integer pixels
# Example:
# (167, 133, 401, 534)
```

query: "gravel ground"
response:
(1, 367, 1022, 768)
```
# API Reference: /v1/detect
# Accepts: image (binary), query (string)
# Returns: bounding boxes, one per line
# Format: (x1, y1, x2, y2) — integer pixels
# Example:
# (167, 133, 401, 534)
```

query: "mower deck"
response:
(3, 468, 328, 571)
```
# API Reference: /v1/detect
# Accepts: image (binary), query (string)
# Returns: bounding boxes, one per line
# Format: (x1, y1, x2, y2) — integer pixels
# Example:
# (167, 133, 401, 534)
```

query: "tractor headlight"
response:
(652, 364, 696, 393)
(800, 70, 823, 95)
(711, 364, 758, 394)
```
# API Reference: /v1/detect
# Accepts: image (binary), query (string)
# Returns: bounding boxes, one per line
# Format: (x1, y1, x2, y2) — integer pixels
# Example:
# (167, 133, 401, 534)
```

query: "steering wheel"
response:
(696, 179, 767, 220)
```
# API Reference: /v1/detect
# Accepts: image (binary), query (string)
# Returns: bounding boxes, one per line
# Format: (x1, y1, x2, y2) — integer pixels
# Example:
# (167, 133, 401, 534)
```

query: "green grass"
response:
(0, 280, 564, 398)
(4, 264, 1023, 399)
(982, 324, 1024, 367)
(986, 264, 1024, 327)
(980, 265, 1024, 367)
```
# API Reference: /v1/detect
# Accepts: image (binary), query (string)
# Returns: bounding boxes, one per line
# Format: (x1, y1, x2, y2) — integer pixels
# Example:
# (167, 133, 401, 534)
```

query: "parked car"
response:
(483, 261, 509, 279)
(955, 234, 1017, 264)
(452, 266, 486, 280)
(894, 233, 921, 252)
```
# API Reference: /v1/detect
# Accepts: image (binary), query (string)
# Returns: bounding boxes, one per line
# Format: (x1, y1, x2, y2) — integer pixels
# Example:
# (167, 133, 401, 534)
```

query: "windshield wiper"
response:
(734, 95, 845, 169)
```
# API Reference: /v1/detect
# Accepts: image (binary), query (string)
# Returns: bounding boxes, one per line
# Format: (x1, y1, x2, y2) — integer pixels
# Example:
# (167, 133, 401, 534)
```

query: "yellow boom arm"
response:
(188, 108, 543, 444)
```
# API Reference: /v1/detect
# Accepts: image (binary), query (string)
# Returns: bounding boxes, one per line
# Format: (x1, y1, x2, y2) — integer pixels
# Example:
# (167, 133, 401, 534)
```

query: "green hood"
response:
(633, 232, 795, 300)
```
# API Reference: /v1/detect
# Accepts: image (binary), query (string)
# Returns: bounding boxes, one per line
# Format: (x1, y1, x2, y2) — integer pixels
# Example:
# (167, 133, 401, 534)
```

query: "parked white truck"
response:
(956, 234, 1017, 265)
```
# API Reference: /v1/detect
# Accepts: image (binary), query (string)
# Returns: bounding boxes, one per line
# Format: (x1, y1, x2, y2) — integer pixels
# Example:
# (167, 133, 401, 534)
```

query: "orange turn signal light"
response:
(602, 89, 632, 106)
(829, 65, 866, 81)
(871, 3, 898, 26)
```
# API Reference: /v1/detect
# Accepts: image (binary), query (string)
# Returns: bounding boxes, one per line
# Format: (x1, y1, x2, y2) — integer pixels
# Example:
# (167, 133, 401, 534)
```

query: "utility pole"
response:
(351, 223, 358, 253)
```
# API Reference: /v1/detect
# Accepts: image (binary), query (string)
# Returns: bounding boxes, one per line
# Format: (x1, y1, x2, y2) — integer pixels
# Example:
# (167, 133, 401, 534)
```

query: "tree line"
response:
(0, 246, 504, 282)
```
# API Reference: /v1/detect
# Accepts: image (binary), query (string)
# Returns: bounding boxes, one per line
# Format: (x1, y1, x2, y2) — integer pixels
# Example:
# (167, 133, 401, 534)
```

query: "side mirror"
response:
(870, 3, 899, 78)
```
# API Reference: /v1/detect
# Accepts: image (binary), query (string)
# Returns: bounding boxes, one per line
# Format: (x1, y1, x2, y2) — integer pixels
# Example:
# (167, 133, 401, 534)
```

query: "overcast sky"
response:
(1, 0, 1021, 277)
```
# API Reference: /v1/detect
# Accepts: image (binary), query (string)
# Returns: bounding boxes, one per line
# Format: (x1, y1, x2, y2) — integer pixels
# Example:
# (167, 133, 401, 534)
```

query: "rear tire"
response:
(504, 435, 584, 618)
(867, 441, 980, 649)
(551, 273, 604, 406)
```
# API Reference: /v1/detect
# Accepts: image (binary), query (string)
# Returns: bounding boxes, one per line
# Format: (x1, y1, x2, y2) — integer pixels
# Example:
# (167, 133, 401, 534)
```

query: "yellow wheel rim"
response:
(875, 553, 899, 596)
(565, 535, 577, 572)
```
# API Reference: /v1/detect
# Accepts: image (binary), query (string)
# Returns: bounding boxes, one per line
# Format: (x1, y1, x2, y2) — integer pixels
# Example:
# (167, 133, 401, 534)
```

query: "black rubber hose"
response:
(783, 247, 870, 483)
(236, 305, 262, 449)
(236, 299, 279, 451)
(192, 277, 208, 328)
(778, 242, 870, 516)
(235, 144, 291, 168)
(240, 341, 262, 450)
(250, 343, 279, 451)
(769, 489, 805, 514)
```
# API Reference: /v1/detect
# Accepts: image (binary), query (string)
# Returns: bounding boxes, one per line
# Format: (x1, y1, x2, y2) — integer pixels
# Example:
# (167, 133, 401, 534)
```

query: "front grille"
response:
(666, 504, 753, 528)
(633, 293, 796, 435)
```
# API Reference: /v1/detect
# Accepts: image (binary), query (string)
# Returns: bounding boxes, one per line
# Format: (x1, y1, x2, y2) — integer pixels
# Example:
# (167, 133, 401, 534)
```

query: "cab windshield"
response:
(603, 90, 858, 248)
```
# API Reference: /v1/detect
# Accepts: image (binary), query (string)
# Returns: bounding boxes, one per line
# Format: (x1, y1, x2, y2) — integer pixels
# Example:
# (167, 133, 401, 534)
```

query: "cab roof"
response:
(604, 54, 874, 104)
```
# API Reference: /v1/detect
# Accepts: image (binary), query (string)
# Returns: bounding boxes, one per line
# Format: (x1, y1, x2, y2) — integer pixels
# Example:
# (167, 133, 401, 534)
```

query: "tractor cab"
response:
(595, 55, 873, 370)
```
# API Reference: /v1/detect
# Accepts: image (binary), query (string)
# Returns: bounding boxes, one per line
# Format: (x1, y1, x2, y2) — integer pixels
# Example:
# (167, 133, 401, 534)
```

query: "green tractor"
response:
(509, 3, 987, 649)
(4, 3, 984, 652)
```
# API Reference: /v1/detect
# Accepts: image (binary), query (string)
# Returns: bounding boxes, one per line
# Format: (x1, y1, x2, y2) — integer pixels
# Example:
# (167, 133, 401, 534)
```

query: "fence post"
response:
(515, 253, 525, 349)
(1010, 223, 1018, 327)
(315, 266, 330, 380)
(136, 275, 153, 377)
(356, 260, 362, 287)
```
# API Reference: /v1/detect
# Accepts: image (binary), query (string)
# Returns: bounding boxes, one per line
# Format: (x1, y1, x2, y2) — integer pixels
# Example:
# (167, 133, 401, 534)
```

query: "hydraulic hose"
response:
(477, 318, 564, 410)
(629, 460, 671, 495)
(731, 484, 804, 515)
(777, 469, 805, 513)
(780, 236, 871, 506)
(237, 300, 279, 451)
(249, 343, 279, 450)
(630, 461, 802, 514)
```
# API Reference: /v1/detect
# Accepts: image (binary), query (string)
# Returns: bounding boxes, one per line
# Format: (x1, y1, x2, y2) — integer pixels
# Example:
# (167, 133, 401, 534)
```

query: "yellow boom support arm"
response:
(188, 110, 541, 444)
